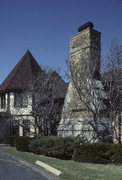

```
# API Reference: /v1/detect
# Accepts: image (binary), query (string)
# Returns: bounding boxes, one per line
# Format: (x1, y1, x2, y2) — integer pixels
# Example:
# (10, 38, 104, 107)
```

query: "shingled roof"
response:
(0, 50, 43, 93)
(47, 71, 69, 99)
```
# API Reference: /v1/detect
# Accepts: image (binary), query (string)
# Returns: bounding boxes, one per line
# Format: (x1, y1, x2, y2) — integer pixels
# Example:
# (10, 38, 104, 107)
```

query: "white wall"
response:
(0, 92, 32, 115)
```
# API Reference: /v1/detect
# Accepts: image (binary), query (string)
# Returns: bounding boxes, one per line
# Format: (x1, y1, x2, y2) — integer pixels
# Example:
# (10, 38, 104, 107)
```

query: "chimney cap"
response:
(78, 22, 94, 32)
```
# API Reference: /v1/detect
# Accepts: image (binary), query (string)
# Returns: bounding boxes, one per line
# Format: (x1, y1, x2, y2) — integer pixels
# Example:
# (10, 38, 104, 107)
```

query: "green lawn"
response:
(1, 146, 122, 180)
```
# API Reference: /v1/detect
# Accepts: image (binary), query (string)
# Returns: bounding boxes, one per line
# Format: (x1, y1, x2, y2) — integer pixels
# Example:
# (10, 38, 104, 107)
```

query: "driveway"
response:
(0, 149, 57, 180)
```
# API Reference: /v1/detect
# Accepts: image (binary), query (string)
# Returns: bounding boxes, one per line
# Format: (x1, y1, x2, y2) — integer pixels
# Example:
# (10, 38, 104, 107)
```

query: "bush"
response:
(4, 136, 16, 147)
(29, 136, 76, 159)
(15, 136, 33, 152)
(110, 144, 122, 164)
(73, 143, 112, 164)
(73, 143, 122, 164)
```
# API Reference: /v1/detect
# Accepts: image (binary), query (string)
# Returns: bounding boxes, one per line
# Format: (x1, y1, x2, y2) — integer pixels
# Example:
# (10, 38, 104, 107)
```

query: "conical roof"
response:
(0, 50, 43, 93)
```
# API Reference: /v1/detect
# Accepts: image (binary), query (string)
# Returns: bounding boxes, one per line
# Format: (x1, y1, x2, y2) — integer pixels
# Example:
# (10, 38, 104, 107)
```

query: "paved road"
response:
(0, 149, 55, 180)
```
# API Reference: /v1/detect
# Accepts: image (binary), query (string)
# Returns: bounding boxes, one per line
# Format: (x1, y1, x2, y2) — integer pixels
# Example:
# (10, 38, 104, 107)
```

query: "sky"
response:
(0, 0, 122, 83)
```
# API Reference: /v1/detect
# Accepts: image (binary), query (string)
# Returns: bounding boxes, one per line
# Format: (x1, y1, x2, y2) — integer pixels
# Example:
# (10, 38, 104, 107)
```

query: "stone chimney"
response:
(70, 22, 101, 79)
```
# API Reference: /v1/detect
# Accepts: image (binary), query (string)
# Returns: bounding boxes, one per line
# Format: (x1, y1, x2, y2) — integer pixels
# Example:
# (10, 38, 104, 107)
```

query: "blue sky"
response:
(0, 0, 122, 83)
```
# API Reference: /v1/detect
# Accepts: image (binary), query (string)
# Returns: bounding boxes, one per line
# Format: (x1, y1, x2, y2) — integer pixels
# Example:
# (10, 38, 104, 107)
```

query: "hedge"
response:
(4, 136, 16, 147)
(73, 143, 111, 164)
(73, 143, 122, 164)
(110, 144, 122, 164)
(5, 136, 33, 152)
(15, 136, 33, 152)
(5, 135, 122, 165)
(29, 135, 76, 160)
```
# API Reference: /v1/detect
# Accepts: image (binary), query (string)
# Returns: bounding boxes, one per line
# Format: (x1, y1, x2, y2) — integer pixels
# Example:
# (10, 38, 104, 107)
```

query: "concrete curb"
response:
(35, 160, 62, 176)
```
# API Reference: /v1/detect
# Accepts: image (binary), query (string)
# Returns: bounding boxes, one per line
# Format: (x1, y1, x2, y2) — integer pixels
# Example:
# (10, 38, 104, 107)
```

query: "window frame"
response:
(1, 94, 6, 109)
(14, 92, 28, 108)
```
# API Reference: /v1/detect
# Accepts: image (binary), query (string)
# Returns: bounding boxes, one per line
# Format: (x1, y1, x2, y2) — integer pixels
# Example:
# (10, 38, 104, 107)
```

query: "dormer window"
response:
(1, 94, 6, 109)
(14, 92, 28, 108)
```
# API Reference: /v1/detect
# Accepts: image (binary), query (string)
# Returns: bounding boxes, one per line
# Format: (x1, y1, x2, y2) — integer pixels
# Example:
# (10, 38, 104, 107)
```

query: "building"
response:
(0, 22, 120, 143)
(0, 51, 67, 142)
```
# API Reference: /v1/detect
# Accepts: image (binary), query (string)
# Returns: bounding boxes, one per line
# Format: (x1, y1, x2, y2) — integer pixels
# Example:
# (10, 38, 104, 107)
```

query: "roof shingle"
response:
(0, 50, 42, 93)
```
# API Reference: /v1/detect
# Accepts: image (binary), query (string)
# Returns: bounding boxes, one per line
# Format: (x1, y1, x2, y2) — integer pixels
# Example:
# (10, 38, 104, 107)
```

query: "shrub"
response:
(4, 136, 16, 147)
(73, 143, 112, 164)
(15, 136, 33, 152)
(110, 144, 122, 164)
(29, 136, 76, 159)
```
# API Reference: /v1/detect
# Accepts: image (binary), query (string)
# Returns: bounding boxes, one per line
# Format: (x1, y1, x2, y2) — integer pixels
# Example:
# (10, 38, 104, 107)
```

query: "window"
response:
(1, 94, 6, 109)
(14, 92, 22, 107)
(14, 92, 28, 108)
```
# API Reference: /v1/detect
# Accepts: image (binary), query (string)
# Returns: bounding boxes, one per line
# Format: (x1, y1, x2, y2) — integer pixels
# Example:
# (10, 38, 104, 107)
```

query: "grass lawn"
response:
(1, 146, 122, 180)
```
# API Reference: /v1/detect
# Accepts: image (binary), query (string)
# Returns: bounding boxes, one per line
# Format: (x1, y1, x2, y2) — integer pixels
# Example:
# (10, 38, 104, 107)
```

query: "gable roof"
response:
(0, 50, 43, 93)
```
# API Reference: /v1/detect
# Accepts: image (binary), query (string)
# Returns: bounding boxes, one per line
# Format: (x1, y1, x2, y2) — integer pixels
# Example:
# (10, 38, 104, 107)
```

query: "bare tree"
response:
(6, 67, 65, 136)
(102, 41, 122, 143)
(29, 68, 65, 135)
(62, 41, 122, 143)
(64, 52, 112, 142)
